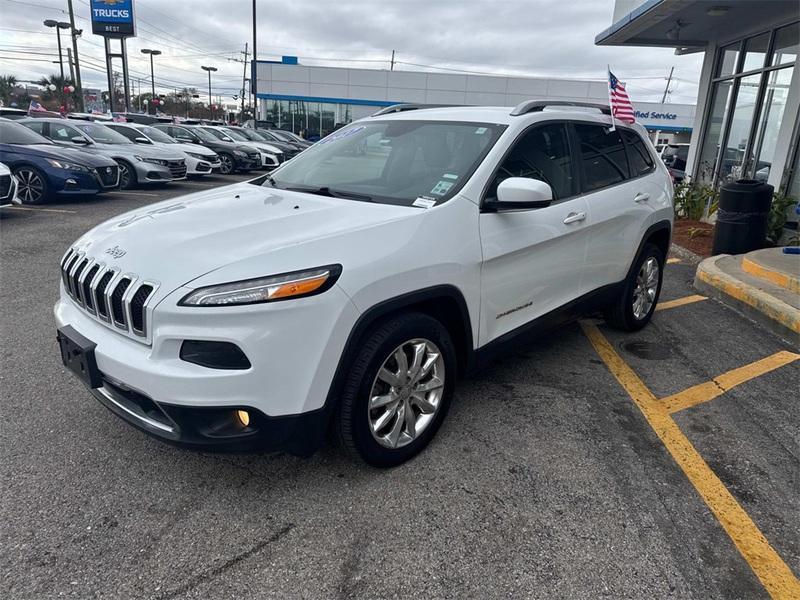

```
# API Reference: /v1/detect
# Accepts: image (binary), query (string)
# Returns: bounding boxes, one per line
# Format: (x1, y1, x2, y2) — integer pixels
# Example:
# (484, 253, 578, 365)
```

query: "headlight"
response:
(141, 157, 168, 166)
(233, 149, 247, 157)
(186, 152, 209, 160)
(46, 158, 89, 172)
(179, 265, 342, 307)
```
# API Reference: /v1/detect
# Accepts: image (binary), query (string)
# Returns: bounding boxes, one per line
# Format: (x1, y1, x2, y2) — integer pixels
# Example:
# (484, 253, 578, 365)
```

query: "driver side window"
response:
(173, 127, 194, 142)
(50, 124, 81, 143)
(487, 123, 575, 201)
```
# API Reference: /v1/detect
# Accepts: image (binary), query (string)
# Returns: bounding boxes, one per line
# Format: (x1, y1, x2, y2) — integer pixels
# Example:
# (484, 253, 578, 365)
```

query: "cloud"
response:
(0, 0, 702, 103)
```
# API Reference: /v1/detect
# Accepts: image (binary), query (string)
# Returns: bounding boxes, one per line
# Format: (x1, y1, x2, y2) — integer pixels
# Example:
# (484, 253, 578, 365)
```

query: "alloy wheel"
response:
(368, 338, 445, 449)
(119, 163, 132, 189)
(219, 155, 233, 174)
(16, 169, 44, 204)
(632, 257, 659, 319)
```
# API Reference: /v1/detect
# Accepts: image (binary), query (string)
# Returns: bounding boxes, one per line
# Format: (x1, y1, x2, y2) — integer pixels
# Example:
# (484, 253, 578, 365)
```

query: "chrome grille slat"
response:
(60, 249, 160, 342)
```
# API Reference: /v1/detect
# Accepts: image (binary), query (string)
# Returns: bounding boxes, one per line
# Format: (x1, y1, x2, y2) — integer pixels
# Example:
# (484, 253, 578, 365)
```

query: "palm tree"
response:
(37, 74, 77, 110)
(0, 74, 18, 106)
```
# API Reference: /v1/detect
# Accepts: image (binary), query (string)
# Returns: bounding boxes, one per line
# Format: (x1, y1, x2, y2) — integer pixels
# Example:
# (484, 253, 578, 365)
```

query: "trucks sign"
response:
(91, 0, 136, 37)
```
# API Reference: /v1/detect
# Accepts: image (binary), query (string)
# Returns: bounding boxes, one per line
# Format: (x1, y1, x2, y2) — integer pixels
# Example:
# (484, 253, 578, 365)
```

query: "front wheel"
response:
(335, 312, 456, 467)
(14, 166, 48, 204)
(604, 243, 664, 331)
(218, 153, 234, 175)
(117, 160, 135, 190)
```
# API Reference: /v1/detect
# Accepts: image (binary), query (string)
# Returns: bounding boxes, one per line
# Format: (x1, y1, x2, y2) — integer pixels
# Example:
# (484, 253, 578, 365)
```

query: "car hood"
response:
(170, 142, 216, 157)
(70, 182, 418, 293)
(15, 144, 118, 167)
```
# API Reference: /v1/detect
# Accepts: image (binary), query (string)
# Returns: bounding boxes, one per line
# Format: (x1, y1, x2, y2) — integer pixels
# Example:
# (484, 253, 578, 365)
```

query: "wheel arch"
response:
(627, 220, 672, 281)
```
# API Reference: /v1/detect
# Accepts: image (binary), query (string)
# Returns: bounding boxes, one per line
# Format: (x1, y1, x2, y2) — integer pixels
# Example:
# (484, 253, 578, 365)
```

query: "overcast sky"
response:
(0, 0, 704, 105)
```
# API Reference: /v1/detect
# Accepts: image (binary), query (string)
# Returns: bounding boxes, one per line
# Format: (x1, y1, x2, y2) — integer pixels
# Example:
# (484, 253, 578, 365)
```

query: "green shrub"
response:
(767, 193, 797, 245)
(674, 180, 718, 220)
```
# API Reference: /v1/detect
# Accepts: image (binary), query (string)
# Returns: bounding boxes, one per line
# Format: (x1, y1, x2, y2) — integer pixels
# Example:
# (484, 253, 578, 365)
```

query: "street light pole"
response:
(66, 0, 83, 111)
(140, 49, 161, 114)
(201, 65, 217, 120)
(43, 20, 71, 80)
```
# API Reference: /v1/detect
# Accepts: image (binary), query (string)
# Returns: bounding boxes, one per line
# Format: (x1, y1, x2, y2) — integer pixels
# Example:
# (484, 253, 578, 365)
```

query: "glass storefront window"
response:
(720, 73, 761, 182)
(772, 22, 799, 66)
(717, 42, 741, 77)
(741, 32, 770, 72)
(697, 80, 734, 181)
(748, 66, 794, 182)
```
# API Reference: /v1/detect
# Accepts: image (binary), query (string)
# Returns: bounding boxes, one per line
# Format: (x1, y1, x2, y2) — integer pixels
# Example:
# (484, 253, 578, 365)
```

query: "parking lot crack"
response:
(156, 523, 294, 599)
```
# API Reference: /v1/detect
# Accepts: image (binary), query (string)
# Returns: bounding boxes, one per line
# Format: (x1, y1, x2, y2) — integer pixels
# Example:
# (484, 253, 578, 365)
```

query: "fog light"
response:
(236, 410, 250, 427)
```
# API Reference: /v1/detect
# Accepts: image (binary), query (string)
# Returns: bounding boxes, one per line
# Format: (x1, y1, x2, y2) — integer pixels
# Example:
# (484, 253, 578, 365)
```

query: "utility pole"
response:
(661, 66, 674, 103)
(390, 50, 395, 71)
(67, 48, 75, 84)
(229, 43, 250, 122)
(66, 0, 83, 111)
(251, 0, 257, 126)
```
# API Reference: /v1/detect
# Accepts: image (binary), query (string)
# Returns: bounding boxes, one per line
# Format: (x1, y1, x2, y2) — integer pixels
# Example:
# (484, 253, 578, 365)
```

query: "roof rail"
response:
(510, 100, 612, 117)
(371, 103, 459, 116)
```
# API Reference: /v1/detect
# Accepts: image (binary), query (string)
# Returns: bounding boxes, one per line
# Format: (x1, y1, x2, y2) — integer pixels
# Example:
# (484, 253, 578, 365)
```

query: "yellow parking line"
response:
(5, 206, 76, 214)
(656, 294, 707, 311)
(661, 351, 800, 414)
(581, 321, 800, 599)
(667, 257, 682, 264)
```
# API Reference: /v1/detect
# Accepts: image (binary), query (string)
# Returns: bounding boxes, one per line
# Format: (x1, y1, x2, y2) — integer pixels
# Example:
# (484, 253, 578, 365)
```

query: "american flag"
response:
(608, 70, 635, 124)
(28, 100, 47, 114)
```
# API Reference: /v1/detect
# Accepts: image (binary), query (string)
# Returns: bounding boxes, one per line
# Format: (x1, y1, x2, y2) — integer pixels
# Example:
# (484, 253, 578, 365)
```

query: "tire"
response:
(604, 243, 664, 331)
(218, 153, 234, 175)
(117, 160, 136, 190)
(334, 312, 457, 468)
(13, 166, 49, 205)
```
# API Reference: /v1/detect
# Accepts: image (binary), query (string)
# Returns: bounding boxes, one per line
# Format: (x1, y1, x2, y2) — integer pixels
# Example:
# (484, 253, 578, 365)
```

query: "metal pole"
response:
(104, 37, 115, 114)
(67, 0, 83, 111)
(241, 42, 248, 122)
(149, 54, 156, 114)
(390, 50, 395, 71)
(56, 28, 64, 80)
(120, 38, 131, 113)
(251, 0, 257, 126)
(208, 69, 213, 119)
(661, 66, 674, 104)
(67, 48, 75, 83)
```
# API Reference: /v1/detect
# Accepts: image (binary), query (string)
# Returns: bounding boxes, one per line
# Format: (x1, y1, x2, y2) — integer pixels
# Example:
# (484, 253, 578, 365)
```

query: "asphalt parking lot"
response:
(1, 178, 798, 599)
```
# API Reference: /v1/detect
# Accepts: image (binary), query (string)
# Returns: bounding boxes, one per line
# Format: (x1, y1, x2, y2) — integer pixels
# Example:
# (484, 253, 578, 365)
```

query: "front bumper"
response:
(186, 155, 221, 176)
(54, 283, 359, 452)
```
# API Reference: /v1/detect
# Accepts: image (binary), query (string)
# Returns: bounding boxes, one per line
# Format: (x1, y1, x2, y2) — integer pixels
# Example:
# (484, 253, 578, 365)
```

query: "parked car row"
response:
(0, 116, 308, 204)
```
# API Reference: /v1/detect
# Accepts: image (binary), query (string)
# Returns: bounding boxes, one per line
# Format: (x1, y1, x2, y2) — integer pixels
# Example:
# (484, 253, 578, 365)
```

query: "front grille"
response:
(167, 160, 187, 179)
(96, 165, 119, 187)
(0, 174, 11, 200)
(60, 248, 158, 340)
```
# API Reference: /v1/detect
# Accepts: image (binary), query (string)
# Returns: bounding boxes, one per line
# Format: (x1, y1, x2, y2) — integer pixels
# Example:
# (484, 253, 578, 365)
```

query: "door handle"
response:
(563, 211, 586, 224)
(634, 193, 650, 203)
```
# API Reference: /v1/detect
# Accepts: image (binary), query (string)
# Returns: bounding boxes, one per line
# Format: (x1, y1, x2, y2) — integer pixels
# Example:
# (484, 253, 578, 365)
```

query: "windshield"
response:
(0, 121, 53, 145)
(270, 130, 296, 143)
(75, 122, 132, 144)
(190, 127, 220, 142)
(141, 126, 176, 144)
(266, 120, 505, 206)
(231, 128, 259, 141)
(220, 128, 250, 142)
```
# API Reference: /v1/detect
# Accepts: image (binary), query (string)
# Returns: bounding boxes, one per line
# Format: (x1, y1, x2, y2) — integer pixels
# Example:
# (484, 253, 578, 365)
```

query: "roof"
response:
(596, 0, 798, 51)
(365, 104, 620, 127)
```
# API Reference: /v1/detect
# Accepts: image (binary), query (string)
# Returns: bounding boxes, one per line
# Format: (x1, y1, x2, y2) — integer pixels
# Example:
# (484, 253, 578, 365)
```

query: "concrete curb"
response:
(694, 255, 800, 343)
(741, 254, 800, 294)
(670, 243, 703, 265)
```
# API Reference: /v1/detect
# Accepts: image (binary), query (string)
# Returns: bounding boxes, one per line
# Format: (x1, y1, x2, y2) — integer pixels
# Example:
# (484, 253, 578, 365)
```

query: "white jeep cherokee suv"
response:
(55, 101, 673, 467)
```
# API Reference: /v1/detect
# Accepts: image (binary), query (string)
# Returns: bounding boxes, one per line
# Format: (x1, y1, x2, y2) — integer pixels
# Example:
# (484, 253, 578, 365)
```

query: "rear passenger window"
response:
(488, 123, 575, 200)
(25, 121, 45, 135)
(573, 124, 629, 191)
(621, 129, 655, 176)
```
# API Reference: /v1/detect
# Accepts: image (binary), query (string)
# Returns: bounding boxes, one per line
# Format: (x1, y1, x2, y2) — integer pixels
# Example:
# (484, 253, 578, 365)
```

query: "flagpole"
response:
(607, 65, 616, 131)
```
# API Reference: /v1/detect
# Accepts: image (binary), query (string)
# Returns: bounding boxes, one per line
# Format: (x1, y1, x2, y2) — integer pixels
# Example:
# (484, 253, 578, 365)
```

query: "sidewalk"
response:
(694, 248, 799, 343)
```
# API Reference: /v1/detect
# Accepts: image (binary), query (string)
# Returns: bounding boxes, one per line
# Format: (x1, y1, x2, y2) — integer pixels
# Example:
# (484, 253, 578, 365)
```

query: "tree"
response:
(0, 74, 18, 106)
(38, 74, 78, 111)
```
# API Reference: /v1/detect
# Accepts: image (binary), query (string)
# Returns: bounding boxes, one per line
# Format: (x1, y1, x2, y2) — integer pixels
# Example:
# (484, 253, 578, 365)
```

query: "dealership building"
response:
(253, 58, 694, 144)
(597, 0, 799, 200)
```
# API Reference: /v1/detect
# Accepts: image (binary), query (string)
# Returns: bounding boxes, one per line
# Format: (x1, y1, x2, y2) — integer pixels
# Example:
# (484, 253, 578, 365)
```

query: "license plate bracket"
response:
(57, 325, 102, 389)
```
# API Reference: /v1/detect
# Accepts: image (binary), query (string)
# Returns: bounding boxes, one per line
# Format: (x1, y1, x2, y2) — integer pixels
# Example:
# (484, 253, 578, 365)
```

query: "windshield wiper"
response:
(285, 186, 372, 202)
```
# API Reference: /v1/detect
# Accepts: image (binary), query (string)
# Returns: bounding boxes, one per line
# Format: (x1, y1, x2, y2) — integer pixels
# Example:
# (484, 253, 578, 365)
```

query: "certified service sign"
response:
(91, 0, 136, 38)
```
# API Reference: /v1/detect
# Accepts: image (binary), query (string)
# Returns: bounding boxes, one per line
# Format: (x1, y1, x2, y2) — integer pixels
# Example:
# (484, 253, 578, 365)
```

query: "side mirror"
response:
(71, 136, 90, 145)
(490, 177, 553, 211)
(134, 137, 151, 144)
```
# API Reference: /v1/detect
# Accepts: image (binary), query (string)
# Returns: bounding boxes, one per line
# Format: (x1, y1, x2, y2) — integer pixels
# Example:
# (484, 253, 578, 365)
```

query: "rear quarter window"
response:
(621, 129, 655, 177)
